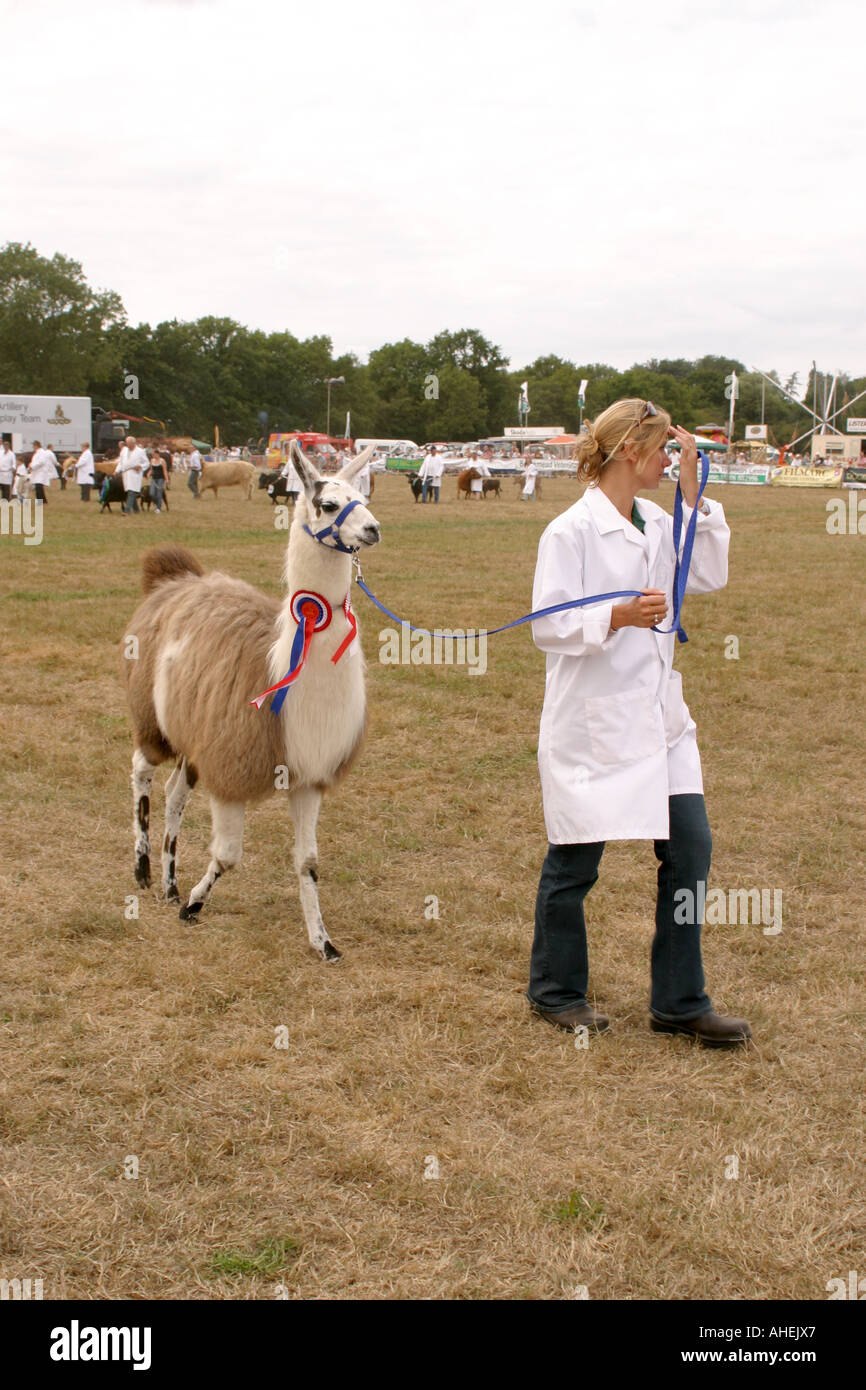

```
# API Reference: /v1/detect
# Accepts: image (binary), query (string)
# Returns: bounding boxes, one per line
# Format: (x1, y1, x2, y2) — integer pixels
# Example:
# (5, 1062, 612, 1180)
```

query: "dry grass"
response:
(0, 472, 863, 1300)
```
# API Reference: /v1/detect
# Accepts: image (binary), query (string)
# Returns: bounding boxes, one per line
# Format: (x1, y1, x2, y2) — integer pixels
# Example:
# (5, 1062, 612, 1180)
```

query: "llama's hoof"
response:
(322, 941, 342, 962)
(179, 900, 202, 922)
(165, 885, 180, 904)
(135, 857, 151, 888)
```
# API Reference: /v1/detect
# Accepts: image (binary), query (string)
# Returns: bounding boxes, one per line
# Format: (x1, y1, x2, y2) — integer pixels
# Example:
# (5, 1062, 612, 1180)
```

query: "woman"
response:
(146, 451, 168, 513)
(470, 454, 490, 500)
(528, 398, 751, 1049)
(521, 454, 538, 501)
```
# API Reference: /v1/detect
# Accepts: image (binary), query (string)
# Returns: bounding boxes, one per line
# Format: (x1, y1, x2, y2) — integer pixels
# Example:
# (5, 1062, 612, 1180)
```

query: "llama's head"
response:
(292, 442, 380, 551)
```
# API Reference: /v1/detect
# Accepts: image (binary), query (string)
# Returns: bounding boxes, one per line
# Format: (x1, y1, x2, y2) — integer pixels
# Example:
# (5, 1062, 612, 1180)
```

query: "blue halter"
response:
(303, 498, 364, 554)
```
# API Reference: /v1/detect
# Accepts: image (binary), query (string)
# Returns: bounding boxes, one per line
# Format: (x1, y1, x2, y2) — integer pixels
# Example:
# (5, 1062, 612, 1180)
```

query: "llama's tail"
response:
(140, 543, 205, 595)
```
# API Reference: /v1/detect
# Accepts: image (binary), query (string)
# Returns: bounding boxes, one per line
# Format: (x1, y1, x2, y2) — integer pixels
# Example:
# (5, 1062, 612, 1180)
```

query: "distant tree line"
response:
(1, 241, 861, 448)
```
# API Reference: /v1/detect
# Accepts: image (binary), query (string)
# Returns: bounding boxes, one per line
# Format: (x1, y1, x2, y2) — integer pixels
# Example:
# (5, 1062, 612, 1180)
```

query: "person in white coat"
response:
(277, 452, 303, 505)
(27, 441, 57, 503)
(115, 435, 147, 513)
(528, 397, 751, 1048)
(75, 442, 95, 500)
(521, 457, 538, 500)
(420, 447, 445, 503)
(0, 439, 16, 500)
(469, 453, 490, 499)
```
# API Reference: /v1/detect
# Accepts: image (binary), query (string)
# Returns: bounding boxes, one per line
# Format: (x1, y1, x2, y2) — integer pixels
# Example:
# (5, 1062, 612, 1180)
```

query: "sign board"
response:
(771, 466, 844, 488)
(669, 461, 772, 486)
(0, 395, 92, 453)
(846, 418, 866, 433)
(745, 424, 768, 440)
(504, 426, 564, 440)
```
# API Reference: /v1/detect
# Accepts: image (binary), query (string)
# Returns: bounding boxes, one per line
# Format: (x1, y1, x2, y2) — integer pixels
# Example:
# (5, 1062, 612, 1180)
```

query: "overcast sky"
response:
(3, 0, 864, 384)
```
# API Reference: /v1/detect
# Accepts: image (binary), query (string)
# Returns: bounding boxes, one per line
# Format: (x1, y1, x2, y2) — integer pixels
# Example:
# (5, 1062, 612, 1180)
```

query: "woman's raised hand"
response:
(669, 424, 700, 508)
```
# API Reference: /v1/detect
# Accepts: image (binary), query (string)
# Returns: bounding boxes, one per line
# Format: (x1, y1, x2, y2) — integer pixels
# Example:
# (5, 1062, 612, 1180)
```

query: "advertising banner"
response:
(669, 462, 773, 485)
(770, 466, 844, 488)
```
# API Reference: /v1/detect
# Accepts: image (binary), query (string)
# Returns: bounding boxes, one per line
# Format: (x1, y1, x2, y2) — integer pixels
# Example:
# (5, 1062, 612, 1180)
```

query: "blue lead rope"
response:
(355, 452, 711, 644)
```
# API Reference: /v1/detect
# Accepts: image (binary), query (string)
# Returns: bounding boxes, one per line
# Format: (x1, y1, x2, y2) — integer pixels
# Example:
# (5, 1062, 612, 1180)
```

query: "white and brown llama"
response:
(123, 443, 380, 960)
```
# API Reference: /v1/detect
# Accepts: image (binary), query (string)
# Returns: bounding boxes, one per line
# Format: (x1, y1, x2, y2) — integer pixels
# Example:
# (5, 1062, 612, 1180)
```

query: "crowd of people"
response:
(0, 438, 72, 503)
(413, 445, 538, 502)
(0, 435, 208, 513)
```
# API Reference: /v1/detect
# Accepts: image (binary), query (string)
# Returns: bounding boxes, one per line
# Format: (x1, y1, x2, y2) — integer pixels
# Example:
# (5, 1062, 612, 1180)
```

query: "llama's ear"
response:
(337, 443, 376, 484)
(291, 440, 322, 495)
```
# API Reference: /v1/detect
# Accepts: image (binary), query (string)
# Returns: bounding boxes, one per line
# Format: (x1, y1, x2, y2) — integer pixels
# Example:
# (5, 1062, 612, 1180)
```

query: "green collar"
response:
(630, 501, 646, 534)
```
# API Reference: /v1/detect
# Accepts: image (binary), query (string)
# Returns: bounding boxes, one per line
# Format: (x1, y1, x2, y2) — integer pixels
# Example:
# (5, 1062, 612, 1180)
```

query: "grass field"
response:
(0, 471, 863, 1301)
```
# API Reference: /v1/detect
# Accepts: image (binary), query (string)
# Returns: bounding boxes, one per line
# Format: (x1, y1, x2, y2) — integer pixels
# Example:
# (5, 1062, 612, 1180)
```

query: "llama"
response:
(122, 444, 379, 961)
(198, 459, 256, 499)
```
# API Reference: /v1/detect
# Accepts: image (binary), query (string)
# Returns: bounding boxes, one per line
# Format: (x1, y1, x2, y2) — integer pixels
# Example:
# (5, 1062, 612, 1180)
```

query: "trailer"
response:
(0, 394, 92, 455)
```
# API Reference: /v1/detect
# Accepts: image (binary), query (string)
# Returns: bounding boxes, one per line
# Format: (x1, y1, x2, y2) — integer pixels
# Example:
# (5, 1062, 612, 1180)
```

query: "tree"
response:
(0, 241, 126, 393)
(427, 328, 510, 435)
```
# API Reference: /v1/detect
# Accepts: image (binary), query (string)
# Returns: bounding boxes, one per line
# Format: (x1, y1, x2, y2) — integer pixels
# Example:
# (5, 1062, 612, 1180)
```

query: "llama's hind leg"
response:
(162, 758, 196, 902)
(179, 797, 244, 922)
(288, 786, 340, 962)
(132, 748, 160, 887)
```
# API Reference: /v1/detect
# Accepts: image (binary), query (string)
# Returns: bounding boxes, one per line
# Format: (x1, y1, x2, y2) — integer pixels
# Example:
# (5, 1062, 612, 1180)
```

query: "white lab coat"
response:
(0, 448, 16, 485)
(531, 485, 730, 843)
(522, 462, 538, 496)
(28, 448, 57, 485)
(115, 446, 147, 492)
(278, 458, 302, 491)
(470, 461, 490, 493)
(75, 449, 95, 483)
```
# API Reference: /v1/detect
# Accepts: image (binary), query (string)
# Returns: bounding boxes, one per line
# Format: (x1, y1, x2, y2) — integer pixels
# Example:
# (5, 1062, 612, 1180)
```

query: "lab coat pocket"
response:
(585, 686, 665, 766)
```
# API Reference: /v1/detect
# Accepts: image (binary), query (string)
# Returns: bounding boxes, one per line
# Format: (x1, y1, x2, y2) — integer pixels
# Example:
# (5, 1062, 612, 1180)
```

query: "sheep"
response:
(198, 459, 256, 500)
(122, 444, 380, 961)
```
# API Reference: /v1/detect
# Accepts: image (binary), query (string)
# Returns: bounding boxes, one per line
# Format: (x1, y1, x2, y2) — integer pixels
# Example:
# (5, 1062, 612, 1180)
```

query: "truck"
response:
(0, 396, 184, 460)
(0, 394, 92, 456)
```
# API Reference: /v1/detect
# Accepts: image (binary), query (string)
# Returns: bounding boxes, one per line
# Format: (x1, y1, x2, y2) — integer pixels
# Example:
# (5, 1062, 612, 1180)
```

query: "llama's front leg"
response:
(162, 757, 196, 902)
(132, 748, 158, 887)
(179, 798, 244, 922)
(288, 786, 341, 962)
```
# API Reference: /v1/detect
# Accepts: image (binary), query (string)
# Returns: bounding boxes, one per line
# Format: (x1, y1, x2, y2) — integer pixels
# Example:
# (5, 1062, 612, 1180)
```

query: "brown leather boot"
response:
(530, 1002, 610, 1033)
(651, 1011, 752, 1048)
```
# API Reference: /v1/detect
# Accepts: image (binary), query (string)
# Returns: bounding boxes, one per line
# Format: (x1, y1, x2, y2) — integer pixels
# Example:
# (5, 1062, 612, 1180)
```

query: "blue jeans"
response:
(124, 489, 140, 513)
(150, 478, 165, 510)
(421, 479, 432, 502)
(527, 794, 713, 1022)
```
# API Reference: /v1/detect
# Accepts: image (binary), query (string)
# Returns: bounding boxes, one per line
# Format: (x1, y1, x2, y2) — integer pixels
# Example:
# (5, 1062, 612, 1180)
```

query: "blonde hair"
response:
(575, 398, 671, 484)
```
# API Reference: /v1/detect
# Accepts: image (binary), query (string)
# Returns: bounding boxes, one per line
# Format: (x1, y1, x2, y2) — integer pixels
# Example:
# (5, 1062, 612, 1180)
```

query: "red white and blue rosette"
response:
(250, 590, 332, 713)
